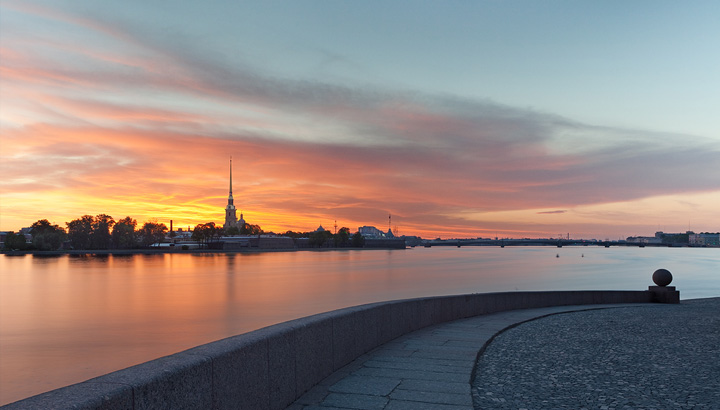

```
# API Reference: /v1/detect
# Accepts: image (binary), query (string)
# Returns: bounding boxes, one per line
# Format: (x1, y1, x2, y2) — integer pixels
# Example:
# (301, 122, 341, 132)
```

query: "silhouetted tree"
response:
(66, 215, 95, 249)
(91, 214, 115, 250)
(138, 221, 168, 247)
(240, 223, 263, 235)
(309, 230, 333, 247)
(30, 219, 55, 234)
(112, 217, 137, 249)
(334, 227, 351, 247)
(30, 219, 66, 251)
(192, 222, 223, 248)
(225, 226, 240, 236)
(3, 232, 28, 250)
(191, 224, 207, 247)
(282, 230, 308, 238)
(352, 232, 365, 248)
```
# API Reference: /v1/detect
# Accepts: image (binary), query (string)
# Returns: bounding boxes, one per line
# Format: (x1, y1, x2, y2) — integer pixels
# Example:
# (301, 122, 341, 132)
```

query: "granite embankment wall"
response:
(6, 290, 658, 410)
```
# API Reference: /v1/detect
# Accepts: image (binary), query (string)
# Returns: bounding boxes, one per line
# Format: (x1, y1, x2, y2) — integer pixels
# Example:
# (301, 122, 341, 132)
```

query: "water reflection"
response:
(0, 247, 718, 405)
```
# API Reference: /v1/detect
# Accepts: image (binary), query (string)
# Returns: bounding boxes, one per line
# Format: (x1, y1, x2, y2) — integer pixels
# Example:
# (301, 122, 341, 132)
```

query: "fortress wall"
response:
(5, 290, 654, 410)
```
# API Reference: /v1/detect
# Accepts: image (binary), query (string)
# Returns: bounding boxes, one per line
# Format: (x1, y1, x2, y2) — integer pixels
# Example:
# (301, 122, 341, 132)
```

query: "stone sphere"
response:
(652, 269, 673, 287)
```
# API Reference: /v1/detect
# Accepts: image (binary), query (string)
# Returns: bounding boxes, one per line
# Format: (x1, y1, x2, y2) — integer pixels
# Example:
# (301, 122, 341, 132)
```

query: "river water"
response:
(0, 246, 718, 405)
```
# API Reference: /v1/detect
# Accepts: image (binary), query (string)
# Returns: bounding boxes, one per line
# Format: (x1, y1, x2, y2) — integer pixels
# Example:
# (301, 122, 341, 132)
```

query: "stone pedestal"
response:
(648, 285, 680, 304)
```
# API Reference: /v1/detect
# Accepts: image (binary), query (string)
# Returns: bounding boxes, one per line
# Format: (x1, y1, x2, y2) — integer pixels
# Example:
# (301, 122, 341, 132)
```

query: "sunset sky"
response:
(1, 0, 719, 239)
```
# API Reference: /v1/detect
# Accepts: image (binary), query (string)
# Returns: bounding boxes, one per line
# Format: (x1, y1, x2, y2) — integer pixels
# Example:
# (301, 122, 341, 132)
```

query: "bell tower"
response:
(224, 157, 238, 229)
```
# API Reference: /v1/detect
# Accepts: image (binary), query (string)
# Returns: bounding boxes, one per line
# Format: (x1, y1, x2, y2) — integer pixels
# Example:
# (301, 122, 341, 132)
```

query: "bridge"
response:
(422, 238, 668, 248)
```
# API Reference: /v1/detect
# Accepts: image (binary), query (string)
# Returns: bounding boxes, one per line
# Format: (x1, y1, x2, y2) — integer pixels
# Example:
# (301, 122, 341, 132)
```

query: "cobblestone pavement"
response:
(472, 298, 720, 410)
(285, 303, 651, 410)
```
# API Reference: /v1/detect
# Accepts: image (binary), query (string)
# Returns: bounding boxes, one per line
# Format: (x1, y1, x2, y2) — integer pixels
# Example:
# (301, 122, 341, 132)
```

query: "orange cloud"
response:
(3, 119, 719, 238)
(2, 1, 719, 238)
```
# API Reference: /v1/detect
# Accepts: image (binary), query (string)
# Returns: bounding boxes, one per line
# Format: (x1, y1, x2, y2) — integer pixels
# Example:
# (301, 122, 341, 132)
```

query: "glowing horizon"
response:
(1, 1, 719, 239)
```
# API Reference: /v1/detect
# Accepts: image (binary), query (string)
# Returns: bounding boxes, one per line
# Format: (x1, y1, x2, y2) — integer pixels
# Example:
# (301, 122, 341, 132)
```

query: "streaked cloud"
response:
(1, 1, 719, 238)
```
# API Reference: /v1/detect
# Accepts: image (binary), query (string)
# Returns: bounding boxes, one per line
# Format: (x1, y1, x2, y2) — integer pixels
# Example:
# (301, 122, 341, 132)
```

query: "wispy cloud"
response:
(2, 1, 719, 237)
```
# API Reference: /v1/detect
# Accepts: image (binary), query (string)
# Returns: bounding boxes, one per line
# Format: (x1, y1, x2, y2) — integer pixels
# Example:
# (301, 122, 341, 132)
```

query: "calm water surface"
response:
(1, 247, 718, 404)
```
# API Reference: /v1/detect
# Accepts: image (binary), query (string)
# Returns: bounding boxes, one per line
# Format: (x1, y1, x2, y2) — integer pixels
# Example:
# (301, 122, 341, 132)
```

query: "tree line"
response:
(189, 224, 365, 248)
(3, 215, 169, 251)
(3, 215, 366, 251)
(281, 227, 365, 248)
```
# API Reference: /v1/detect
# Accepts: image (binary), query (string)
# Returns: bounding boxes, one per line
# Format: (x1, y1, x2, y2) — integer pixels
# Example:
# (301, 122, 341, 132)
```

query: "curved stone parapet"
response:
(4, 290, 656, 410)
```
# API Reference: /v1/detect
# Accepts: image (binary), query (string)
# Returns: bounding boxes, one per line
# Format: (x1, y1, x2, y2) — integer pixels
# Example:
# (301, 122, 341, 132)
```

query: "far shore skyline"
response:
(1, 1, 719, 239)
(3, 211, 717, 242)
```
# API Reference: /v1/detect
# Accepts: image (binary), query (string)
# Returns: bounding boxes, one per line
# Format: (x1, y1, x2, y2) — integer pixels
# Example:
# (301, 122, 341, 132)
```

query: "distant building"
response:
(358, 225, 395, 239)
(223, 158, 238, 230)
(358, 225, 383, 238)
(689, 233, 720, 247)
(401, 235, 423, 247)
(170, 229, 193, 240)
(627, 231, 718, 247)
(655, 231, 693, 245)
(626, 235, 662, 244)
(0, 229, 32, 248)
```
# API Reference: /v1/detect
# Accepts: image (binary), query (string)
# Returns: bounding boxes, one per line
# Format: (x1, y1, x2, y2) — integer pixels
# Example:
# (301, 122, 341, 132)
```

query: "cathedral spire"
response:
(227, 157, 234, 206)
(224, 157, 238, 230)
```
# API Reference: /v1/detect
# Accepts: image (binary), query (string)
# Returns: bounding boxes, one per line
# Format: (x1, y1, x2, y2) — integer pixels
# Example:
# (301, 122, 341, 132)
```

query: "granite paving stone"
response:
(369, 349, 414, 358)
(329, 375, 400, 396)
(321, 392, 388, 410)
(368, 355, 467, 367)
(396, 379, 470, 395)
(384, 400, 472, 410)
(389, 388, 472, 406)
(362, 359, 471, 374)
(352, 366, 470, 382)
(408, 349, 478, 360)
(317, 370, 354, 387)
